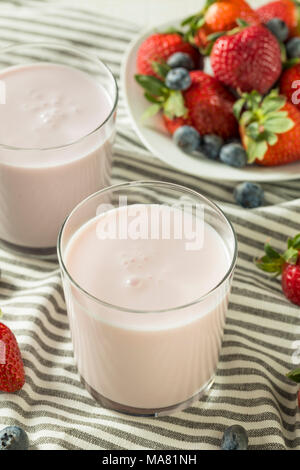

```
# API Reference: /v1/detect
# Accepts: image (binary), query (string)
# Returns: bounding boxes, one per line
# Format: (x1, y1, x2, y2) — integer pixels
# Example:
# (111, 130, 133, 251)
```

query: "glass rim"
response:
(57, 181, 238, 314)
(0, 41, 118, 151)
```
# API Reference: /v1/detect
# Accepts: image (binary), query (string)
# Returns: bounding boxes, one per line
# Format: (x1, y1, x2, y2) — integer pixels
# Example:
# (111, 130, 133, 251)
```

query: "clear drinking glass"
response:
(0, 43, 117, 254)
(58, 181, 237, 416)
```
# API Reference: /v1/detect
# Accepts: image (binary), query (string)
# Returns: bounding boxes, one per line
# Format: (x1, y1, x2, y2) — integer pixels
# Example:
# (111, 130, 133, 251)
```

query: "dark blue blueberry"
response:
(0, 426, 29, 450)
(200, 134, 224, 160)
(165, 67, 191, 91)
(220, 143, 247, 168)
(221, 425, 248, 450)
(286, 37, 300, 58)
(234, 182, 264, 209)
(266, 18, 289, 43)
(167, 52, 194, 70)
(173, 125, 201, 153)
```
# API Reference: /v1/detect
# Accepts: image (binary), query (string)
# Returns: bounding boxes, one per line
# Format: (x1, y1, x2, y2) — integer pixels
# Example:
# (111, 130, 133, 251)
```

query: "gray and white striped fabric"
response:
(0, 0, 299, 450)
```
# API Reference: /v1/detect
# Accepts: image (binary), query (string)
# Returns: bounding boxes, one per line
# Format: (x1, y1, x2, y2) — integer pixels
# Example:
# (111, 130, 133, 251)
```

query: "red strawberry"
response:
(280, 63, 300, 110)
(0, 322, 25, 393)
(136, 33, 199, 78)
(256, 233, 300, 306)
(182, 71, 238, 139)
(211, 24, 282, 95)
(235, 90, 300, 166)
(256, 0, 299, 36)
(135, 70, 238, 139)
(162, 115, 191, 135)
(205, 0, 260, 33)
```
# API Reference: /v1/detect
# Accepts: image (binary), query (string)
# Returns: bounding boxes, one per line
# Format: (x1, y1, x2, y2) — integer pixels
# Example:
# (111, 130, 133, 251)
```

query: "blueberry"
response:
(165, 67, 191, 90)
(234, 182, 264, 209)
(167, 52, 194, 70)
(200, 134, 224, 160)
(173, 125, 201, 153)
(266, 18, 289, 43)
(220, 143, 247, 167)
(221, 425, 248, 450)
(0, 426, 29, 450)
(286, 37, 300, 58)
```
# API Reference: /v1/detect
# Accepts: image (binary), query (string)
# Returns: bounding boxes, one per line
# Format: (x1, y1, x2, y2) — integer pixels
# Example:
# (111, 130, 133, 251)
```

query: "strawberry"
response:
(183, 71, 238, 139)
(182, 0, 260, 51)
(0, 321, 25, 393)
(280, 62, 300, 110)
(234, 90, 300, 166)
(256, 0, 299, 37)
(136, 33, 199, 78)
(162, 115, 191, 135)
(211, 24, 282, 95)
(135, 68, 238, 139)
(256, 233, 300, 306)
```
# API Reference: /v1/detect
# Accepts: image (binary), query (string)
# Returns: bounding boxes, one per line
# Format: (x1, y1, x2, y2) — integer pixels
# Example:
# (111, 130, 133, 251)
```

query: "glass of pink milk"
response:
(58, 181, 237, 416)
(0, 43, 117, 254)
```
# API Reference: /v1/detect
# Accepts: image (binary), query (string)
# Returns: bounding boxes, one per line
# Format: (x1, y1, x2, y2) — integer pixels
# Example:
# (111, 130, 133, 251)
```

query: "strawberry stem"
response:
(255, 234, 300, 275)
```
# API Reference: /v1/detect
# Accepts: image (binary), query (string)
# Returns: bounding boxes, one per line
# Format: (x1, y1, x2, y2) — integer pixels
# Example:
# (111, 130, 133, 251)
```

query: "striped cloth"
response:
(0, 0, 300, 451)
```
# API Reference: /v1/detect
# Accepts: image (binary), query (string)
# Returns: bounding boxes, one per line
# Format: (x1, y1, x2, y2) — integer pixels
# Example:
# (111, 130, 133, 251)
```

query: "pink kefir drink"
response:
(59, 182, 237, 415)
(0, 44, 117, 250)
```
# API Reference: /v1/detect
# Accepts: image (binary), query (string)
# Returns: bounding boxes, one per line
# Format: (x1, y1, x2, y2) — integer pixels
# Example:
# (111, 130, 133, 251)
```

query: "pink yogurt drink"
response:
(58, 182, 237, 416)
(0, 43, 117, 251)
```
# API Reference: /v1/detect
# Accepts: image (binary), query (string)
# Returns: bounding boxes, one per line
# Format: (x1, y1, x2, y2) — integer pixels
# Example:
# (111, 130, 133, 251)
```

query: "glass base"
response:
(0, 238, 57, 259)
(80, 375, 215, 417)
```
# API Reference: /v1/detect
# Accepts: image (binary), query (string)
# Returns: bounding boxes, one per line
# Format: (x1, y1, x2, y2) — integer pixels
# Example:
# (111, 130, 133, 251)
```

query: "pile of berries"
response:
(135, 0, 300, 174)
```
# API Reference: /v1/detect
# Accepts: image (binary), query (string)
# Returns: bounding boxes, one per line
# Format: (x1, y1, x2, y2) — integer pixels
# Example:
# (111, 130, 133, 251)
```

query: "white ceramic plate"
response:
(121, 20, 300, 182)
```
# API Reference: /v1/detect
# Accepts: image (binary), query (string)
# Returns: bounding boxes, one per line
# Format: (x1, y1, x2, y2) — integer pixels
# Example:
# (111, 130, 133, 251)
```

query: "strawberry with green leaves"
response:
(136, 33, 199, 78)
(256, 233, 300, 306)
(135, 65, 238, 139)
(234, 90, 300, 166)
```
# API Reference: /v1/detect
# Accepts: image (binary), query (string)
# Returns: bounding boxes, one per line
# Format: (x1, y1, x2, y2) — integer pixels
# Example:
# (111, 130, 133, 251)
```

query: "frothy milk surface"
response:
(0, 63, 111, 152)
(65, 204, 230, 311)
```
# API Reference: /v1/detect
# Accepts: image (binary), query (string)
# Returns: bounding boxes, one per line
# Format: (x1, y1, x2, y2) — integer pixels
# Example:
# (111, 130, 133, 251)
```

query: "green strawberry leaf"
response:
(163, 90, 187, 119)
(264, 116, 295, 133)
(135, 74, 167, 97)
(283, 246, 299, 264)
(181, 14, 198, 27)
(142, 103, 162, 121)
(236, 18, 249, 28)
(247, 139, 268, 163)
(261, 95, 286, 114)
(290, 233, 300, 249)
(233, 98, 246, 120)
(264, 243, 281, 259)
(286, 368, 300, 383)
(207, 31, 226, 41)
(266, 132, 278, 146)
(255, 257, 283, 275)
(144, 92, 164, 104)
(196, 17, 206, 28)
(246, 122, 261, 140)
(151, 61, 171, 80)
